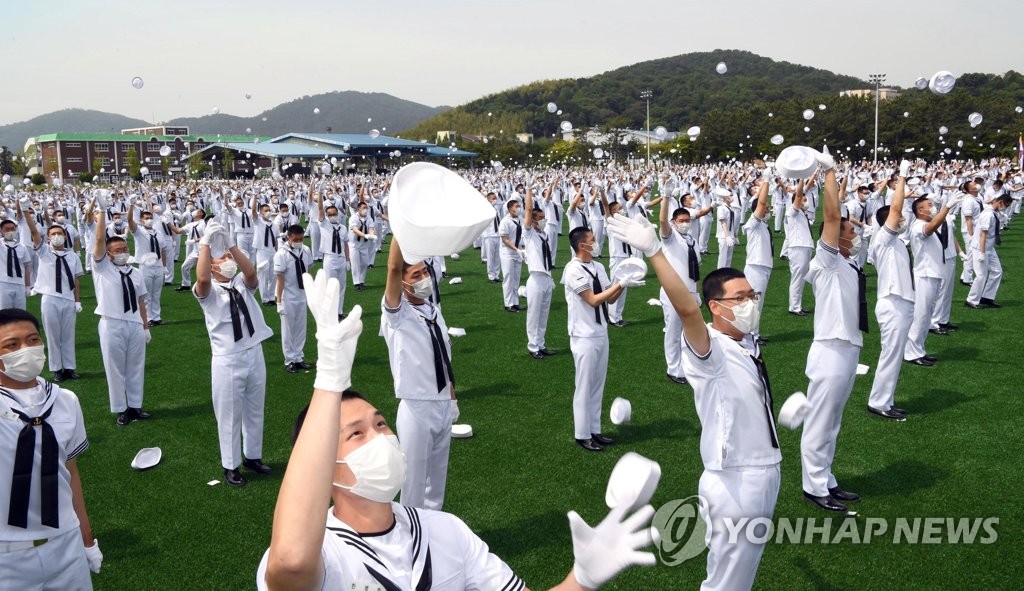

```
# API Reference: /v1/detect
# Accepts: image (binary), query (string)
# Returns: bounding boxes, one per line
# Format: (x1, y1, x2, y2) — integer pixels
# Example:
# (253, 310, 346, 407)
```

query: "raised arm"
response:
(127, 202, 137, 234)
(820, 168, 841, 248)
(384, 238, 405, 310)
(884, 162, 909, 232)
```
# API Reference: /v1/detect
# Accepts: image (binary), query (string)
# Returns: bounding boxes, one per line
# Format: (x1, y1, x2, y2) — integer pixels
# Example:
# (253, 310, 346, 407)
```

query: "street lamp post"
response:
(868, 73, 885, 164)
(640, 89, 652, 167)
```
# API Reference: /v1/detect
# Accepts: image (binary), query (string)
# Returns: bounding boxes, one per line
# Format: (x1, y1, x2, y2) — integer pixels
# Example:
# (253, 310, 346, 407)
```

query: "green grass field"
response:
(36, 222, 1020, 590)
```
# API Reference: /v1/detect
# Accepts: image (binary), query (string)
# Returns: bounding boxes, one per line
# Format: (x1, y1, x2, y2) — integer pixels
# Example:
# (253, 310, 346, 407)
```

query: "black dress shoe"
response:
(242, 458, 272, 474)
(960, 280, 973, 286)
(591, 433, 614, 445)
(174, 285, 190, 292)
(224, 468, 247, 487)
(890, 406, 907, 416)
(513, 305, 523, 312)
(539, 348, 555, 356)
(929, 327, 949, 336)
(905, 357, 935, 367)
(939, 323, 959, 331)
(286, 363, 299, 373)
(505, 306, 518, 313)
(788, 309, 808, 317)
(297, 361, 313, 370)
(53, 370, 64, 383)
(611, 320, 628, 328)
(131, 408, 152, 420)
(489, 278, 501, 283)
(116, 411, 131, 426)
(803, 492, 853, 514)
(980, 298, 1002, 308)
(667, 374, 689, 385)
(964, 301, 982, 309)
(922, 355, 937, 363)
(65, 370, 80, 379)
(755, 337, 768, 345)
(263, 301, 276, 307)
(529, 350, 545, 359)
(575, 438, 603, 452)
(867, 405, 906, 421)
(355, 284, 364, 291)
(828, 486, 861, 503)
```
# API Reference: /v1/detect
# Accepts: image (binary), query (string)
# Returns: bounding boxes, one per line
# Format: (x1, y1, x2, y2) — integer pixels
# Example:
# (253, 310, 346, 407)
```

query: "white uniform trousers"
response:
(162, 245, 176, 282)
(931, 259, 957, 327)
(322, 254, 349, 314)
(0, 282, 27, 310)
(0, 528, 92, 591)
(234, 233, 255, 265)
(698, 217, 712, 253)
(308, 223, 321, 260)
(499, 252, 522, 308)
(179, 251, 198, 287)
(868, 297, 913, 411)
(608, 256, 627, 323)
(801, 339, 859, 496)
(959, 235, 974, 283)
(966, 248, 1002, 305)
(660, 288, 701, 380)
(592, 220, 606, 258)
(98, 317, 146, 412)
(699, 465, 781, 591)
(546, 224, 560, 265)
(211, 346, 266, 470)
(141, 264, 164, 322)
(40, 295, 77, 372)
(397, 398, 452, 511)
(570, 335, 608, 440)
(904, 277, 940, 360)
(349, 240, 371, 285)
(279, 299, 307, 364)
(716, 239, 734, 270)
(482, 236, 500, 281)
(255, 250, 276, 304)
(787, 247, 812, 312)
(772, 203, 785, 232)
(525, 272, 553, 353)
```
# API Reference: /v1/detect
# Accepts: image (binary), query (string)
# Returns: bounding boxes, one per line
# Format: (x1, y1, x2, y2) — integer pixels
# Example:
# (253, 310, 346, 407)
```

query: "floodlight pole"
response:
(641, 89, 652, 167)
(869, 74, 885, 164)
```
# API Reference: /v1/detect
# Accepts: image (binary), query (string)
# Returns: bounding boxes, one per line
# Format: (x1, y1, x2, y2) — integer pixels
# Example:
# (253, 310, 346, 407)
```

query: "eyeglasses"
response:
(715, 292, 761, 304)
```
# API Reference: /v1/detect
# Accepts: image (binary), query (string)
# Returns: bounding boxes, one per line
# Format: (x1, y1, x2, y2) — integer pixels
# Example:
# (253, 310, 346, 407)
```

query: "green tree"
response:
(125, 147, 141, 179)
(221, 151, 235, 178)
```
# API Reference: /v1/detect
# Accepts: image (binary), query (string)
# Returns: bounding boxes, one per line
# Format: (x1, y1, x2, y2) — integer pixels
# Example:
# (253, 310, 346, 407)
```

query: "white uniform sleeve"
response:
(448, 515, 524, 591)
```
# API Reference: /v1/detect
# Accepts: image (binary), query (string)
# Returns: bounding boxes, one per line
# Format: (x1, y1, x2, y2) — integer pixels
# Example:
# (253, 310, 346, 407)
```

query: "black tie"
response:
(222, 286, 255, 342)
(331, 226, 342, 254)
(423, 261, 440, 304)
(422, 310, 454, 394)
(749, 353, 779, 449)
(580, 265, 610, 325)
(512, 221, 522, 248)
(120, 269, 138, 313)
(685, 238, 700, 281)
(766, 225, 775, 258)
(359, 221, 368, 242)
(149, 232, 159, 254)
(163, 222, 172, 237)
(540, 235, 553, 271)
(191, 225, 200, 240)
(54, 254, 74, 294)
(264, 226, 274, 248)
(905, 248, 915, 290)
(492, 212, 499, 233)
(581, 214, 590, 231)
(241, 212, 250, 229)
(6, 391, 59, 529)
(621, 240, 632, 257)
(994, 216, 1002, 246)
(935, 221, 949, 251)
(849, 263, 868, 333)
(598, 200, 605, 216)
(288, 250, 306, 289)
(6, 245, 22, 278)
(728, 209, 735, 232)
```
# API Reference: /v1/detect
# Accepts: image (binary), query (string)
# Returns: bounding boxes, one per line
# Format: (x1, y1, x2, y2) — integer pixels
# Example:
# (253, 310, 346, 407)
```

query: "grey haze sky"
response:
(1, 0, 1019, 126)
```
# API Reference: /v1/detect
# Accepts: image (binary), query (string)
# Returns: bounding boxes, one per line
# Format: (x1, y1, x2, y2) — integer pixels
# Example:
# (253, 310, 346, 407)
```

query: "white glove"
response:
(84, 539, 103, 573)
(945, 192, 964, 209)
(569, 503, 657, 589)
(618, 277, 646, 288)
(366, 233, 377, 241)
(518, 248, 527, 260)
(276, 301, 286, 315)
(199, 220, 223, 246)
(958, 251, 968, 262)
(93, 190, 109, 210)
(75, 302, 83, 313)
(816, 145, 834, 171)
(605, 213, 661, 257)
(24, 286, 31, 297)
(144, 329, 152, 344)
(303, 271, 363, 392)
(899, 159, 912, 178)
(726, 236, 737, 248)
(450, 399, 460, 424)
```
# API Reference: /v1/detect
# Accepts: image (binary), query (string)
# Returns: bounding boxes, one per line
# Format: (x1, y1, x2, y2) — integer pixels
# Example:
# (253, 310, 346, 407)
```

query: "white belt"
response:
(0, 538, 48, 552)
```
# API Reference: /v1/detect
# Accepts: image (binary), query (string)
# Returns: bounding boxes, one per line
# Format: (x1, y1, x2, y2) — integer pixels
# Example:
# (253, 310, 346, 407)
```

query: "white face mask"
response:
(143, 219, 154, 229)
(3, 231, 16, 242)
(405, 276, 433, 300)
(0, 345, 45, 383)
(216, 260, 238, 279)
(112, 252, 130, 266)
(262, 212, 272, 221)
(54, 215, 65, 224)
(327, 215, 339, 224)
(333, 434, 406, 503)
(722, 299, 760, 335)
(49, 235, 65, 249)
(675, 221, 692, 235)
(844, 234, 862, 257)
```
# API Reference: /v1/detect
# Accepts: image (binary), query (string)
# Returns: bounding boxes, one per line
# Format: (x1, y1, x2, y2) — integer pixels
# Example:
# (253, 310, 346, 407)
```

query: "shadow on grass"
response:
(936, 346, 980, 361)
(618, 416, 694, 444)
(458, 381, 523, 400)
(763, 329, 814, 344)
(154, 402, 213, 421)
(903, 389, 968, 415)
(840, 458, 948, 498)
(477, 509, 568, 561)
(793, 555, 843, 591)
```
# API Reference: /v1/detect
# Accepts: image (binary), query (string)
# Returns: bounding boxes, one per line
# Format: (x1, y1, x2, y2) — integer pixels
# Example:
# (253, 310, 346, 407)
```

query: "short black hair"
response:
(106, 236, 127, 248)
(292, 390, 369, 444)
(702, 268, 746, 307)
(325, 205, 339, 216)
(818, 217, 849, 239)
(46, 225, 65, 235)
(0, 308, 40, 331)
(0, 220, 16, 231)
(568, 227, 592, 253)
(506, 200, 518, 212)
(671, 207, 691, 219)
(875, 205, 891, 227)
(286, 224, 305, 237)
(911, 196, 930, 216)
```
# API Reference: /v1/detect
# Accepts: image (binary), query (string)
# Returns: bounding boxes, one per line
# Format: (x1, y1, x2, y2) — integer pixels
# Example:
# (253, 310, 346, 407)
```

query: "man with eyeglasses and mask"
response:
(605, 209, 781, 591)
(382, 238, 458, 509)
(193, 220, 274, 487)
(0, 308, 103, 588)
(257, 272, 659, 591)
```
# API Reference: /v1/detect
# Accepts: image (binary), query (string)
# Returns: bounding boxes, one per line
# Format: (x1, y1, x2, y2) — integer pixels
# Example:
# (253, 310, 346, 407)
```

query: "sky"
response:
(1, 0, 1020, 126)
